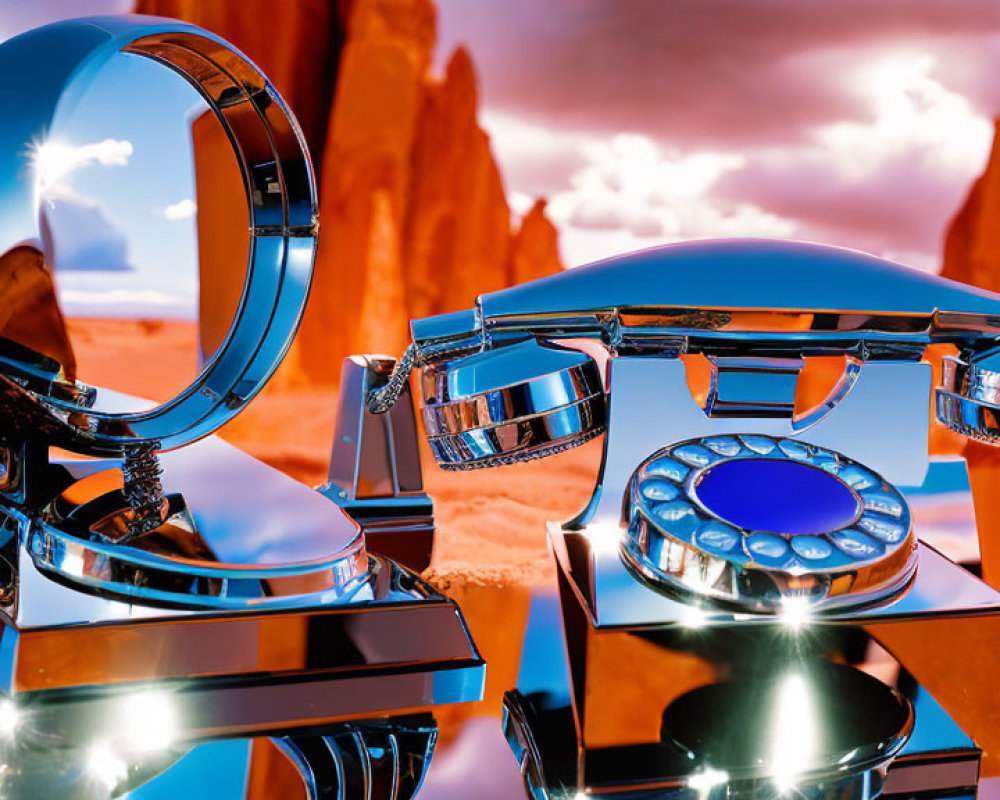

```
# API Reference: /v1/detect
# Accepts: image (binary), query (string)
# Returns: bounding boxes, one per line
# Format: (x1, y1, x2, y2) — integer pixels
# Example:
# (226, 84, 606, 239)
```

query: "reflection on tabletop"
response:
(105, 455, 986, 799)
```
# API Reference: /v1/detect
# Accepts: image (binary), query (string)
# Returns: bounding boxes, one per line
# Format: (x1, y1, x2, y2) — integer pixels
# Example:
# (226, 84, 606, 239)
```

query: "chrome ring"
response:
(421, 362, 601, 436)
(0, 17, 317, 455)
(623, 434, 916, 613)
(29, 509, 370, 610)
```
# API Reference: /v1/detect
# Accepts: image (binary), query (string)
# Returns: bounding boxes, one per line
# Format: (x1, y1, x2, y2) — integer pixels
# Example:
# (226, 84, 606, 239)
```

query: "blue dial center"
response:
(693, 458, 861, 535)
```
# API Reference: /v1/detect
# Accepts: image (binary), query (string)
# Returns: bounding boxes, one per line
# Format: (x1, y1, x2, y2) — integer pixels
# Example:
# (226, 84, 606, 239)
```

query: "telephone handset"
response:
(362, 238, 1000, 615)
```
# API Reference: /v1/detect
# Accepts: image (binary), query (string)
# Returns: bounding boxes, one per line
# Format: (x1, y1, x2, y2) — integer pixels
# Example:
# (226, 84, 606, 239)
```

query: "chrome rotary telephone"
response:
(365, 239, 1000, 798)
(0, 16, 481, 799)
(370, 238, 1000, 614)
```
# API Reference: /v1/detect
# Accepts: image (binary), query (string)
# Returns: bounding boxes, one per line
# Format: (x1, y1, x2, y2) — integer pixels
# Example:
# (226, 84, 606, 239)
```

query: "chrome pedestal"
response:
(504, 590, 981, 800)
(276, 715, 438, 800)
(0, 432, 483, 798)
(320, 356, 435, 572)
(526, 357, 995, 798)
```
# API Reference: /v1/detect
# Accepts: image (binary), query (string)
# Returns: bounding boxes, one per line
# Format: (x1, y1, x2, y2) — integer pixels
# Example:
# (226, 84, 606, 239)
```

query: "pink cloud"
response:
(437, 0, 1000, 147)
(438, 0, 1000, 271)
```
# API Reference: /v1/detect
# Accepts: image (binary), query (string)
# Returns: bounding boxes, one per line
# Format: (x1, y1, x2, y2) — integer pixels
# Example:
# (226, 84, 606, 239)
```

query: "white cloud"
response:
(32, 138, 133, 197)
(29, 139, 138, 274)
(709, 49, 994, 272)
(60, 288, 181, 307)
(483, 113, 798, 265)
(483, 49, 994, 272)
(544, 132, 795, 266)
(162, 198, 197, 221)
(815, 51, 992, 181)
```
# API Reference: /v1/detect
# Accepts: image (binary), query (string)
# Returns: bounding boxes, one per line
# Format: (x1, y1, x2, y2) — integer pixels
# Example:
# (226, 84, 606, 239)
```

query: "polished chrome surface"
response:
(937, 354, 1000, 444)
(420, 340, 606, 469)
(502, 587, 978, 800)
(552, 454, 1000, 629)
(276, 715, 437, 800)
(705, 356, 804, 417)
(555, 528, 1000, 630)
(25, 433, 368, 609)
(0, 734, 187, 799)
(0, 16, 317, 455)
(0, 426, 485, 726)
(395, 237, 1000, 626)
(321, 356, 434, 571)
(546, 354, 932, 627)
(576, 353, 931, 526)
(396, 240, 976, 482)
(946, 349, 1000, 405)
(409, 240, 1000, 363)
(660, 663, 913, 795)
(365, 237, 1000, 799)
(623, 434, 916, 613)
(0, 707, 438, 799)
(0, 16, 497, 800)
(482, 238, 1000, 318)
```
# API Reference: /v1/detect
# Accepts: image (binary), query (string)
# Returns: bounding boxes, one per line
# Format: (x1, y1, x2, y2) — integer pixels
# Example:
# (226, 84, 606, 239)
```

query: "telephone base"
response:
(0, 550, 484, 739)
(502, 582, 982, 799)
(550, 523, 1000, 630)
(0, 435, 485, 744)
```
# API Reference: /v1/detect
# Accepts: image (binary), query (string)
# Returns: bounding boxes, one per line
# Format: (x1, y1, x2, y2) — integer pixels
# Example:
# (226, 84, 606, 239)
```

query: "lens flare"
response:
(768, 672, 818, 792)
(87, 742, 127, 789)
(0, 700, 18, 737)
(584, 522, 624, 556)
(687, 766, 729, 798)
(121, 690, 177, 752)
(778, 595, 811, 631)
(681, 605, 708, 629)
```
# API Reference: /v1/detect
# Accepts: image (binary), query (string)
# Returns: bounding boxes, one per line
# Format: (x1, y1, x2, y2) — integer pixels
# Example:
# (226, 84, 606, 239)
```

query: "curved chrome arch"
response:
(0, 16, 317, 455)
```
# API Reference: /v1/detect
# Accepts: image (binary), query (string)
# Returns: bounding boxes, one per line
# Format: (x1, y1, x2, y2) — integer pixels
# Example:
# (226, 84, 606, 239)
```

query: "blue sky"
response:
(41, 50, 206, 318)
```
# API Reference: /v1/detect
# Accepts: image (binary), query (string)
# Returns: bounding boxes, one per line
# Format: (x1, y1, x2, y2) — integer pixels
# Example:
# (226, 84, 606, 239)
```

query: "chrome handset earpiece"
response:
(937, 347, 1000, 443)
(419, 339, 606, 470)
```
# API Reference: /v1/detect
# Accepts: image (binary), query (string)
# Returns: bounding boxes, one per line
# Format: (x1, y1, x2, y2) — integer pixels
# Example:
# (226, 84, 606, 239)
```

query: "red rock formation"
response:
(882, 118, 1000, 774)
(942, 119, 1000, 292)
(510, 198, 563, 286)
(402, 46, 513, 319)
(940, 118, 1000, 587)
(135, 0, 564, 383)
(300, 0, 438, 372)
(0, 246, 76, 380)
(134, 0, 347, 174)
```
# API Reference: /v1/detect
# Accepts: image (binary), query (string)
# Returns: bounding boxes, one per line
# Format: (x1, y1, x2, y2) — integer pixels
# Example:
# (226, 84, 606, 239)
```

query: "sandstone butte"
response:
(939, 118, 1000, 586)
(135, 0, 564, 385)
(868, 117, 1000, 776)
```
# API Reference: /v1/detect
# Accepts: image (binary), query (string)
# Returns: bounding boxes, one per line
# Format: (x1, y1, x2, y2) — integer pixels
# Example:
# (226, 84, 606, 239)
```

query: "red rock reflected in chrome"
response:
(136, 0, 566, 385)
